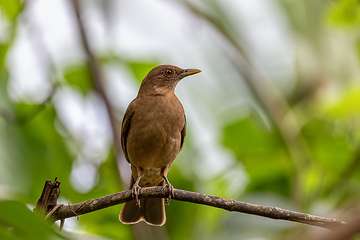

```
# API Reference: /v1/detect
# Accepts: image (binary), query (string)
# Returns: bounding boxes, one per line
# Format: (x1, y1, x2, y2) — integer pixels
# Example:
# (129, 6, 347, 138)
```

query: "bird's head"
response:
(138, 65, 201, 96)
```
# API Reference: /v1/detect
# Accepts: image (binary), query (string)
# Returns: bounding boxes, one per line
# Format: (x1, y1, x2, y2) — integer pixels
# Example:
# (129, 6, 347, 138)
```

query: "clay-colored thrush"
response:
(119, 65, 201, 226)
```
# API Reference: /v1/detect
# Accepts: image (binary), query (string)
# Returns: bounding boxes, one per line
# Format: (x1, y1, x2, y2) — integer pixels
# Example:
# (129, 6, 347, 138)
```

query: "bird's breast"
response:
(126, 95, 185, 169)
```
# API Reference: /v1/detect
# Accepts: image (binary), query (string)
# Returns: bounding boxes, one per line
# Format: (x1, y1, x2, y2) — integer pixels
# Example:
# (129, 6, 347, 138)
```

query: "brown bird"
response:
(119, 65, 201, 226)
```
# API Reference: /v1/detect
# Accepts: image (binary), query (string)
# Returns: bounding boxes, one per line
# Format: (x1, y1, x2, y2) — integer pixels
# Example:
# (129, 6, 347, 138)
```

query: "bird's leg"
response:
(162, 175, 174, 205)
(132, 174, 142, 207)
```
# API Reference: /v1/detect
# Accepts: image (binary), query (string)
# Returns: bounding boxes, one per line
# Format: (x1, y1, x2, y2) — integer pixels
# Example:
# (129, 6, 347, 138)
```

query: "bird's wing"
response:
(180, 115, 186, 151)
(121, 102, 135, 163)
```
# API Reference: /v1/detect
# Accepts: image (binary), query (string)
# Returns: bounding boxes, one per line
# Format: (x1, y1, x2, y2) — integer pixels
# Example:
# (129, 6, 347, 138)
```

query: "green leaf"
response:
(301, 118, 353, 195)
(0, 0, 22, 21)
(303, 119, 352, 169)
(63, 65, 94, 95)
(2, 105, 75, 201)
(326, 87, 360, 117)
(0, 200, 66, 240)
(222, 118, 291, 196)
(0, 44, 11, 105)
(79, 208, 132, 240)
(128, 62, 158, 83)
(326, 0, 360, 27)
(97, 56, 159, 84)
(0, 44, 9, 69)
(13, 102, 50, 125)
(324, 86, 360, 147)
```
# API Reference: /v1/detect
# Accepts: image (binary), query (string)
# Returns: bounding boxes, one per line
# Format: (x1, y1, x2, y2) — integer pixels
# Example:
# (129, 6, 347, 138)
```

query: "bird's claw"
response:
(163, 183, 174, 205)
(132, 183, 141, 207)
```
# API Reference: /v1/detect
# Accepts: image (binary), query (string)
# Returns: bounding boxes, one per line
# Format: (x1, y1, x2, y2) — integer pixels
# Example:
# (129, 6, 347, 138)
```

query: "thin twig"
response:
(69, 1, 160, 238)
(51, 186, 346, 230)
(59, 219, 65, 231)
(69, 0, 130, 191)
(70, 0, 123, 161)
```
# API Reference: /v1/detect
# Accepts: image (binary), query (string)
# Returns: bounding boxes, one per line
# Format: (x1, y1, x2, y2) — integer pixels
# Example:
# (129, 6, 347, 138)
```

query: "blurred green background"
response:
(0, 0, 360, 239)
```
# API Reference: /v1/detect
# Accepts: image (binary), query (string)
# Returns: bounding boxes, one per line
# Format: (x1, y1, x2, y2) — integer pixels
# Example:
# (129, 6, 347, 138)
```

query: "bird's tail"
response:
(119, 179, 166, 226)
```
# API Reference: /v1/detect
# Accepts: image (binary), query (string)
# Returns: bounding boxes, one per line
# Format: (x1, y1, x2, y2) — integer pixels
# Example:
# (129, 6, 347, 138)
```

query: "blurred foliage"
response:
(0, 0, 22, 22)
(0, 0, 360, 239)
(63, 64, 93, 95)
(0, 200, 65, 240)
(327, 0, 360, 27)
(223, 118, 292, 197)
(128, 62, 159, 84)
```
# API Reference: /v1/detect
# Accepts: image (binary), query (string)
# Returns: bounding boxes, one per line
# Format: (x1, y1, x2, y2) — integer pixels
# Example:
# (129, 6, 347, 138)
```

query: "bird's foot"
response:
(163, 176, 174, 205)
(132, 183, 141, 207)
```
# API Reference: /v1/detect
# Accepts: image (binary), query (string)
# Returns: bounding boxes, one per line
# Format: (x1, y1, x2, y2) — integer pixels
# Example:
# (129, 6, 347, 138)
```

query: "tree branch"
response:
(51, 186, 346, 230)
(34, 178, 61, 214)
(70, 0, 126, 184)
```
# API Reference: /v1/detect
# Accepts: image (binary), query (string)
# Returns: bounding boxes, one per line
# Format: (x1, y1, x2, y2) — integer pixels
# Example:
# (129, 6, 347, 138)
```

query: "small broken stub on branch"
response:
(34, 178, 61, 215)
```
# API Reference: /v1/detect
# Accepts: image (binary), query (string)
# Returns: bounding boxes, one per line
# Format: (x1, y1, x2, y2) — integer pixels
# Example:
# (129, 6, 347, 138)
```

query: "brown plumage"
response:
(119, 65, 201, 226)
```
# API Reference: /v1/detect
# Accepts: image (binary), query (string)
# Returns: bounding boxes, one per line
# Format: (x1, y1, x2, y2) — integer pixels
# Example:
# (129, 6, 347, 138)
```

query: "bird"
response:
(119, 65, 201, 226)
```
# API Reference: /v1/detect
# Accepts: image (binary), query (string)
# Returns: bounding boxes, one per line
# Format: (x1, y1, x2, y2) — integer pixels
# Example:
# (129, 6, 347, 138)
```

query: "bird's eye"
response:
(164, 69, 172, 77)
